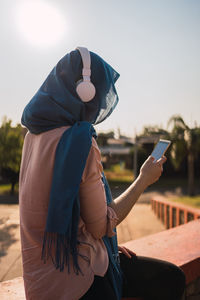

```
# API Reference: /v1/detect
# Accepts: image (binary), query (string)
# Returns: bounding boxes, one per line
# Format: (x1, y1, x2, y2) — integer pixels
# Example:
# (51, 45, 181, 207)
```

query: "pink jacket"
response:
(19, 126, 118, 300)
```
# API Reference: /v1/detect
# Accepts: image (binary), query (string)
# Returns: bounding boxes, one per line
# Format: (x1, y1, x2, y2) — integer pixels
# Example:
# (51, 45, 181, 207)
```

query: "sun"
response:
(15, 0, 67, 48)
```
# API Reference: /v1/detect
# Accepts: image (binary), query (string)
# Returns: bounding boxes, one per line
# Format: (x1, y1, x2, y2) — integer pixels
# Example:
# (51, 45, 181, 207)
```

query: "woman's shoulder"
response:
(91, 137, 101, 157)
(24, 126, 70, 143)
(81, 138, 103, 184)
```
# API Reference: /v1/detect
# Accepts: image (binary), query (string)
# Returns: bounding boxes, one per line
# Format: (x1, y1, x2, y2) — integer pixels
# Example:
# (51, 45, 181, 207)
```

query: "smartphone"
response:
(151, 139, 171, 162)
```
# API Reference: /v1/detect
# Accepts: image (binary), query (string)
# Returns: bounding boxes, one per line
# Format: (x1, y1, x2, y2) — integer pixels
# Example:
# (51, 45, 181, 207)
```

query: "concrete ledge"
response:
(0, 277, 25, 300)
(122, 219, 200, 285)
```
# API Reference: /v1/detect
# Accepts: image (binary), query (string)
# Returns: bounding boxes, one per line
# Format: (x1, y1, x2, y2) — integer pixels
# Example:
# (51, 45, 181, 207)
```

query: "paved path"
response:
(0, 205, 22, 282)
(0, 192, 165, 282)
(117, 202, 165, 244)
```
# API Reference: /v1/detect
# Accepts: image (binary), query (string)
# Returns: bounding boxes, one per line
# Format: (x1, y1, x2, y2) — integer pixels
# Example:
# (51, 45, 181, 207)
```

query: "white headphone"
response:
(76, 47, 96, 102)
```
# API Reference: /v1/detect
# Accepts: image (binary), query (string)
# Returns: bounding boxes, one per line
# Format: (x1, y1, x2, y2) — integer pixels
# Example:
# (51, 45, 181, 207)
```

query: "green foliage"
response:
(0, 117, 24, 194)
(169, 195, 200, 208)
(97, 131, 114, 146)
(104, 163, 134, 183)
(168, 115, 188, 132)
(0, 183, 19, 195)
(170, 140, 187, 170)
(141, 126, 169, 138)
(167, 114, 200, 167)
(167, 114, 200, 195)
(167, 115, 187, 170)
(0, 117, 24, 172)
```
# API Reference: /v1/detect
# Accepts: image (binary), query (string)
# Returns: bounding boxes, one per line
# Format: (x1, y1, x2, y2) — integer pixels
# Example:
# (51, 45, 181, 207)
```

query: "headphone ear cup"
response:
(76, 80, 96, 102)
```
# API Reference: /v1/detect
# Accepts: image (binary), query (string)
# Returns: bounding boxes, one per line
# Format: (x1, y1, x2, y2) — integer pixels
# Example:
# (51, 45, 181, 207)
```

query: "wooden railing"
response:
(151, 196, 200, 229)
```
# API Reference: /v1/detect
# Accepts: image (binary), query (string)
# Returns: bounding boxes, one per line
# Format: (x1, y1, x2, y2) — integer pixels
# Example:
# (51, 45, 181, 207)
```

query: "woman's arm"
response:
(79, 138, 118, 239)
(80, 138, 166, 238)
(108, 156, 166, 225)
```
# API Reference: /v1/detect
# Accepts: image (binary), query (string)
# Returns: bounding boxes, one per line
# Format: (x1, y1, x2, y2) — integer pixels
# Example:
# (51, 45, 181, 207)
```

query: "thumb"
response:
(148, 156, 155, 162)
(157, 156, 167, 165)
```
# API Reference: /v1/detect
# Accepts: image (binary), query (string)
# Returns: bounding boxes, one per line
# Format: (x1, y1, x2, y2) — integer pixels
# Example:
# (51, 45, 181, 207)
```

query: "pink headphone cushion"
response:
(76, 81, 96, 102)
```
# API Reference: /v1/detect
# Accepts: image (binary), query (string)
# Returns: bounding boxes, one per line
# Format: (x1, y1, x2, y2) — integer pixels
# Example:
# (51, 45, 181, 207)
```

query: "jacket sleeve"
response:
(79, 137, 118, 239)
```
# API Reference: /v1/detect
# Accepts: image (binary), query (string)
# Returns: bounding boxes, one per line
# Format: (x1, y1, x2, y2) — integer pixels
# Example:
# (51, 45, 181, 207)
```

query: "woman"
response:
(19, 47, 185, 300)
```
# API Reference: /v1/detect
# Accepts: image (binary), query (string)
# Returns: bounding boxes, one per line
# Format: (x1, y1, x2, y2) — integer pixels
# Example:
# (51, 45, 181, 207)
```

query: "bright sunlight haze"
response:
(15, 0, 67, 48)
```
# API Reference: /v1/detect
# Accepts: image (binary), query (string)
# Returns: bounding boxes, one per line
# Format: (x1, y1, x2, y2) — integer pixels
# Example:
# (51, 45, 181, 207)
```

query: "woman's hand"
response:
(139, 156, 167, 188)
(118, 245, 136, 258)
(109, 156, 167, 225)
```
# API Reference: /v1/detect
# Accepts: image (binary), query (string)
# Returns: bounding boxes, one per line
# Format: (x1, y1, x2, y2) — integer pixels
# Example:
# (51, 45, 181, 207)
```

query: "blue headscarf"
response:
(22, 49, 119, 132)
(21, 48, 122, 299)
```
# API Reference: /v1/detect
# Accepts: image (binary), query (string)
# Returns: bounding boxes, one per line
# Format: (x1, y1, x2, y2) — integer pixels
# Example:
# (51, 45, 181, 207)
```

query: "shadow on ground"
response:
(0, 195, 18, 205)
(0, 217, 18, 260)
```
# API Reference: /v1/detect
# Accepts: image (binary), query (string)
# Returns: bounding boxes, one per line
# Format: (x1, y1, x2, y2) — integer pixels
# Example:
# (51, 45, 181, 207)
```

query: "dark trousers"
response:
(80, 254, 186, 300)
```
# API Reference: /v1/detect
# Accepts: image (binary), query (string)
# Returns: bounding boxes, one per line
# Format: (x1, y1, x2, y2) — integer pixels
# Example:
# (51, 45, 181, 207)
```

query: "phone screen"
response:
(151, 139, 171, 161)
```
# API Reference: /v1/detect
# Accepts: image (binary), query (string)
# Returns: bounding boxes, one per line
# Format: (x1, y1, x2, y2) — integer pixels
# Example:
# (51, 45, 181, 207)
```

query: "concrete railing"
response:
(0, 220, 199, 300)
(122, 219, 200, 300)
(151, 196, 200, 229)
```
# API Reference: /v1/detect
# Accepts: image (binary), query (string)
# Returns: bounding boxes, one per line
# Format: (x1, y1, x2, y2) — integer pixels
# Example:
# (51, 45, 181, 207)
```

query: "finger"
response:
(118, 245, 123, 252)
(119, 246, 131, 258)
(122, 248, 132, 258)
(149, 156, 155, 162)
(157, 156, 167, 165)
(124, 246, 136, 256)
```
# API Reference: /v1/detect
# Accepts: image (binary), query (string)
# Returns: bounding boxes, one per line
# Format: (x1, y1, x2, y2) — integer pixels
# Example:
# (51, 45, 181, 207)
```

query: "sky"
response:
(1, 0, 200, 137)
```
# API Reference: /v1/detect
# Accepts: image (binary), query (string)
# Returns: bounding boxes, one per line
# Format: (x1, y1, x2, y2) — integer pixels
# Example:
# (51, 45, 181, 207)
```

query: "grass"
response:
(168, 195, 200, 209)
(0, 184, 18, 195)
(0, 184, 11, 194)
(104, 164, 134, 183)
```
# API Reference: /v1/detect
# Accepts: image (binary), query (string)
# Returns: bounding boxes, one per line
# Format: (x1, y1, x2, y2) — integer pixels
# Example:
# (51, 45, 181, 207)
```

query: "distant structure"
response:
(99, 137, 133, 169)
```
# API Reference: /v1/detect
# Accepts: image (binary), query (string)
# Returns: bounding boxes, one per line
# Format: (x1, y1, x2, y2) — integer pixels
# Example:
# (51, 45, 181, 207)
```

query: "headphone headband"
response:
(76, 47, 91, 77)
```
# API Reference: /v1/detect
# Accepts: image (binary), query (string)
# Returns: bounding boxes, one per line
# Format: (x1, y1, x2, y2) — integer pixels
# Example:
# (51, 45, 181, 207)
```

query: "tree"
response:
(141, 125, 169, 138)
(168, 115, 200, 196)
(97, 131, 115, 146)
(0, 117, 24, 194)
